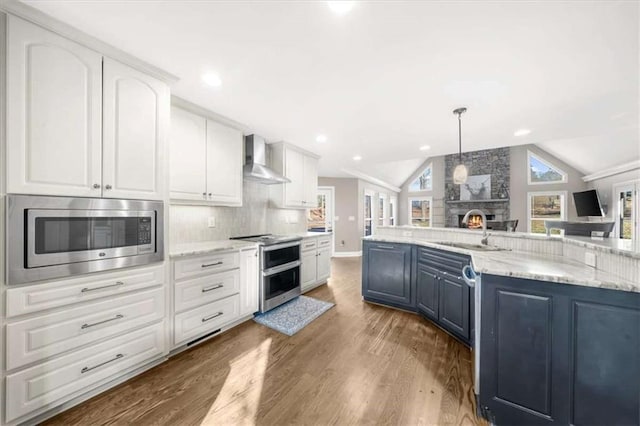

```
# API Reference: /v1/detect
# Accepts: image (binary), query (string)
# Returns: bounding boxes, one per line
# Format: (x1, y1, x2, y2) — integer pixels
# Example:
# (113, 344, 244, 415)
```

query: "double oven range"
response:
(230, 234, 302, 313)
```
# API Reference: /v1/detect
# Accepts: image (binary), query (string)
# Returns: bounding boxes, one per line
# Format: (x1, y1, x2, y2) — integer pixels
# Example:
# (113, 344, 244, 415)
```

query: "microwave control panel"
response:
(138, 217, 153, 245)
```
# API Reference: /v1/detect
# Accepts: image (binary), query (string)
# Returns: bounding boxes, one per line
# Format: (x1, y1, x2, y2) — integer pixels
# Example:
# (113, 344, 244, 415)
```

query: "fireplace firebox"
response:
(458, 214, 495, 229)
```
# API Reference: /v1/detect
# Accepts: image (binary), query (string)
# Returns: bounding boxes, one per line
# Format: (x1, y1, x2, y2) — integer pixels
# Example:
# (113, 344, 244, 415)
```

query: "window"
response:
(364, 190, 374, 236)
(378, 194, 387, 227)
(389, 196, 397, 226)
(409, 163, 433, 192)
(408, 197, 432, 227)
(307, 187, 333, 232)
(528, 191, 566, 234)
(528, 151, 567, 185)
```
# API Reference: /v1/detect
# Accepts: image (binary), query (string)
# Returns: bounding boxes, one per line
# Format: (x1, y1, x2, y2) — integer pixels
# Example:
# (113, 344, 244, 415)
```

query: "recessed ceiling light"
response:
(419, 145, 431, 151)
(202, 73, 222, 87)
(353, 155, 362, 161)
(514, 129, 531, 137)
(327, 1, 355, 15)
(316, 134, 327, 143)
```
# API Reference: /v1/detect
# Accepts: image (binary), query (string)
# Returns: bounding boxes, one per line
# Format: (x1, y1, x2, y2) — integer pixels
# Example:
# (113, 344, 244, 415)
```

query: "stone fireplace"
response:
(444, 147, 511, 228)
(458, 213, 495, 229)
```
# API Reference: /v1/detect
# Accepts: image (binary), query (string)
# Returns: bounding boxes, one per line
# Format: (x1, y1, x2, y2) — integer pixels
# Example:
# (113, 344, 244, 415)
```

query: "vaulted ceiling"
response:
(24, 0, 639, 186)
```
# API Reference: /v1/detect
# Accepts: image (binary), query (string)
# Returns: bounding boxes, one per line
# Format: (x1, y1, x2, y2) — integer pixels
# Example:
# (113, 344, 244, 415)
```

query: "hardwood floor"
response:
(45, 257, 485, 426)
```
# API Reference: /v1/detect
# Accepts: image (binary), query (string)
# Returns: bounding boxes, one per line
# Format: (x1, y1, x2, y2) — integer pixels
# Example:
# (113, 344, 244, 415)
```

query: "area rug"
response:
(253, 295, 335, 336)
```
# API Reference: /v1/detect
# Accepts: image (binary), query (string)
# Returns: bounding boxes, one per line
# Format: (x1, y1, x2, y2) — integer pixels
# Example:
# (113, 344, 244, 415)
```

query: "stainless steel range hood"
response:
(244, 134, 290, 184)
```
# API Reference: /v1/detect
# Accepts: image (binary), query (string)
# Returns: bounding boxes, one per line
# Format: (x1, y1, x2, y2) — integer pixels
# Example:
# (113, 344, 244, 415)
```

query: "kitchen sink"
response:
(434, 241, 510, 251)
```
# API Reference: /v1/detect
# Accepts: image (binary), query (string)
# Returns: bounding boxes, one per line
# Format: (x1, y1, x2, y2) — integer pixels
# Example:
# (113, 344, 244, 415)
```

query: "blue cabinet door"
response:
(416, 263, 439, 320)
(362, 241, 414, 309)
(439, 273, 470, 341)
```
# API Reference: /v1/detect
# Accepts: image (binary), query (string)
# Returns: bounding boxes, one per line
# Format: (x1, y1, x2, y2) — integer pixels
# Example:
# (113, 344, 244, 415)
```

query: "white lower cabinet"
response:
(171, 247, 259, 349)
(7, 287, 165, 370)
(300, 235, 332, 293)
(173, 294, 240, 346)
(6, 323, 165, 423)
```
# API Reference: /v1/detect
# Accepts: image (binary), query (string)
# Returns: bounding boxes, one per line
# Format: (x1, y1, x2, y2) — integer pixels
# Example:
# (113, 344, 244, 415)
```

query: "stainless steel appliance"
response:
(243, 135, 290, 184)
(7, 195, 164, 284)
(230, 234, 302, 312)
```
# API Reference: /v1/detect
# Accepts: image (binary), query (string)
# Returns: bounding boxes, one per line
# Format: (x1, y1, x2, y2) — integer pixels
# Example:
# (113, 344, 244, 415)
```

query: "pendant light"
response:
(452, 107, 468, 185)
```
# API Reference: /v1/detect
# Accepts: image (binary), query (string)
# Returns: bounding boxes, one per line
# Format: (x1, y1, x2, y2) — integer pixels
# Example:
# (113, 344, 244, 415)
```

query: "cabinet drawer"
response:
(417, 247, 469, 276)
(174, 251, 239, 281)
(317, 236, 332, 249)
(174, 294, 240, 345)
(174, 269, 240, 313)
(6, 323, 164, 423)
(6, 264, 164, 318)
(6, 287, 164, 370)
(301, 239, 317, 252)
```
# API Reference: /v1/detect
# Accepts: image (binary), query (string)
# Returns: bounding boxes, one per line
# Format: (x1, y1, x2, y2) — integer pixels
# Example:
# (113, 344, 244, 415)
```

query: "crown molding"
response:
(582, 159, 640, 182)
(0, 0, 179, 84)
(171, 96, 250, 133)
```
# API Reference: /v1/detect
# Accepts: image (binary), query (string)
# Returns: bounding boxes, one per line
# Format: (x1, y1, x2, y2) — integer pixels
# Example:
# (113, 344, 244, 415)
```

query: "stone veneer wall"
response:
(444, 147, 511, 228)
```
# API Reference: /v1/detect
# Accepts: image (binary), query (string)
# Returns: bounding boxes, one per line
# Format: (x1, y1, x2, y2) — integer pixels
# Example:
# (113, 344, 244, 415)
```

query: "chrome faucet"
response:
(462, 209, 490, 245)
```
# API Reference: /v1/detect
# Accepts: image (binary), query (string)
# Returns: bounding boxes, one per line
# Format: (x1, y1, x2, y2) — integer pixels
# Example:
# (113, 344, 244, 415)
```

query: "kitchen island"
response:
(362, 227, 639, 425)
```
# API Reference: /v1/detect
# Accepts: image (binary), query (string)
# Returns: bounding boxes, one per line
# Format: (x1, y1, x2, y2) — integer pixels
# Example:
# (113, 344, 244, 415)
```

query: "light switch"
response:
(348, 216, 355, 221)
(334, 216, 340, 221)
(585, 252, 596, 268)
(208, 217, 216, 228)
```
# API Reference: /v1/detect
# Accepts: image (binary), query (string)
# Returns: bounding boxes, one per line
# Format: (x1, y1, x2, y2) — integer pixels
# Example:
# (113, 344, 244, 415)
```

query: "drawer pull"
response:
(81, 353, 124, 374)
(81, 314, 124, 330)
(202, 261, 223, 268)
(81, 281, 124, 293)
(377, 244, 395, 249)
(304, 243, 315, 248)
(202, 283, 224, 293)
(202, 312, 223, 322)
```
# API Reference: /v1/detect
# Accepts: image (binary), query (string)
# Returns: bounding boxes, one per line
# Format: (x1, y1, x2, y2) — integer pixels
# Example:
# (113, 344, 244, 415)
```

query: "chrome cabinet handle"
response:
(202, 312, 223, 322)
(81, 281, 124, 293)
(202, 283, 224, 293)
(208, 193, 212, 197)
(93, 183, 101, 189)
(81, 314, 124, 329)
(202, 261, 223, 268)
(81, 353, 124, 374)
(377, 244, 395, 249)
(105, 184, 112, 190)
(202, 192, 207, 198)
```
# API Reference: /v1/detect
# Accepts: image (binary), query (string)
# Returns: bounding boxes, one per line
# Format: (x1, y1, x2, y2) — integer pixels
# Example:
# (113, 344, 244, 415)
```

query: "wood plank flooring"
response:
(44, 257, 486, 426)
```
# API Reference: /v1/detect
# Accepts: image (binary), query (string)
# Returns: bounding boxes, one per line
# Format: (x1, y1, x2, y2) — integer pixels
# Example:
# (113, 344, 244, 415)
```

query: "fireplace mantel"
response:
(446, 199, 509, 204)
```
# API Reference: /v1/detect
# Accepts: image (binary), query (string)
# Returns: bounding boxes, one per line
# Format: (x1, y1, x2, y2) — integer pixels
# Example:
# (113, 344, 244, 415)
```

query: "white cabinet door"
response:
(284, 148, 304, 207)
(301, 249, 318, 291)
(102, 58, 169, 200)
(239, 249, 259, 317)
(316, 247, 331, 283)
(6, 16, 103, 197)
(170, 106, 207, 201)
(303, 155, 318, 207)
(205, 119, 243, 206)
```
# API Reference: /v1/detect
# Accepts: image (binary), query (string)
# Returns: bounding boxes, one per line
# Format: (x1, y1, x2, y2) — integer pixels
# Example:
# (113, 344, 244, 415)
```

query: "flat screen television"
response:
(573, 189, 604, 217)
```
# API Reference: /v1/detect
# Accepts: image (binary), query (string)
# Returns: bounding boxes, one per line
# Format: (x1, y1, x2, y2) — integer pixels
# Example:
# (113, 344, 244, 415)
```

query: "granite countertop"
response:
(364, 235, 639, 293)
(299, 231, 333, 238)
(170, 240, 259, 258)
(564, 236, 640, 259)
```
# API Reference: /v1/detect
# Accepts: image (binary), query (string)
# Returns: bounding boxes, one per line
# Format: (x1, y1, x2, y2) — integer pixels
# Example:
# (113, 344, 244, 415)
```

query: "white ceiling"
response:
(23, 0, 639, 187)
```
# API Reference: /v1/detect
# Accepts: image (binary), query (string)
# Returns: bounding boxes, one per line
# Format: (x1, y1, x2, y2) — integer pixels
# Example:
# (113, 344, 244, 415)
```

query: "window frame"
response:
(408, 163, 433, 192)
(527, 190, 567, 234)
(408, 196, 433, 228)
(364, 189, 375, 236)
(389, 195, 397, 226)
(378, 193, 387, 227)
(527, 151, 568, 185)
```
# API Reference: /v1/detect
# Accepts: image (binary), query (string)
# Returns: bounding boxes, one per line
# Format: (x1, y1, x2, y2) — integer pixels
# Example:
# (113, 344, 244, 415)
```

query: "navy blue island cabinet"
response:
(480, 274, 640, 426)
(362, 241, 415, 310)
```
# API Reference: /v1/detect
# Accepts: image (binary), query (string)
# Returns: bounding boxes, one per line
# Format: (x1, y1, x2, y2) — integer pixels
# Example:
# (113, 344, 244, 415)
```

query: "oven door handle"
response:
(262, 241, 301, 252)
(263, 260, 301, 277)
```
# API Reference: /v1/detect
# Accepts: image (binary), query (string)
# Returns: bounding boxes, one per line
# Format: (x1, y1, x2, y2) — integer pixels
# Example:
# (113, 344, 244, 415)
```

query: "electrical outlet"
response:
(340, 240, 345, 246)
(348, 216, 355, 221)
(585, 252, 597, 268)
(207, 217, 216, 228)
(402, 231, 413, 237)
(334, 216, 340, 221)
(288, 215, 299, 224)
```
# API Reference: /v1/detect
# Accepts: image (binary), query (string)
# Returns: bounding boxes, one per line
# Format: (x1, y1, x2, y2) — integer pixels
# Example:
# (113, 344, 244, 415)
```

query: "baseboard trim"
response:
(333, 251, 362, 258)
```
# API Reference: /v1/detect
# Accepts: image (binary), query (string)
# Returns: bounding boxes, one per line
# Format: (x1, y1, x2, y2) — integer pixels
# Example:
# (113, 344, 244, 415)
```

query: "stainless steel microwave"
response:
(7, 195, 164, 284)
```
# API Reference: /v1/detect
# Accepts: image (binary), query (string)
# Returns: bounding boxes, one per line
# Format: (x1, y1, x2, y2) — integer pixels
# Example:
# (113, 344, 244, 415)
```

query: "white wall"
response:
(317, 177, 361, 253)
(587, 168, 640, 220)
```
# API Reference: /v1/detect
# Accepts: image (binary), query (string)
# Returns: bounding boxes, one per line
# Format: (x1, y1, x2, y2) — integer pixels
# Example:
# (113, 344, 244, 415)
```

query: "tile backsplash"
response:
(170, 181, 307, 245)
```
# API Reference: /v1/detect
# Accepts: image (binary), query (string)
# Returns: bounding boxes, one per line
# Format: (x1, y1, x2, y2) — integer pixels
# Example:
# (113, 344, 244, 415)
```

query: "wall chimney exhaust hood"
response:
(244, 134, 290, 184)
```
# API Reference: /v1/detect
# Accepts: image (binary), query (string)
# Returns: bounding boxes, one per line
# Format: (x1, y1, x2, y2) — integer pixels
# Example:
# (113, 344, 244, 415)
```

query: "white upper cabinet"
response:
(6, 15, 103, 197)
(206, 119, 243, 205)
(270, 142, 320, 209)
(6, 16, 169, 200)
(169, 103, 243, 206)
(102, 58, 168, 200)
(170, 106, 207, 200)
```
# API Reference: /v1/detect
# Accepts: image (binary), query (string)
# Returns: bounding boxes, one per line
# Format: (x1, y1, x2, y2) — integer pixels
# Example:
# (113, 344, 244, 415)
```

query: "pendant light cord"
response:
(458, 112, 462, 163)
